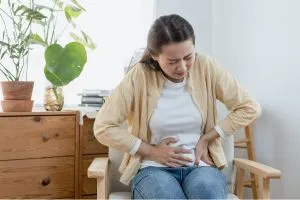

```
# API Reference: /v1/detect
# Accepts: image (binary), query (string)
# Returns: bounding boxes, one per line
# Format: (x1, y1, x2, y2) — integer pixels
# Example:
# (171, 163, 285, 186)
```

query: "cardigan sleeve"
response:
(93, 66, 140, 153)
(209, 58, 262, 135)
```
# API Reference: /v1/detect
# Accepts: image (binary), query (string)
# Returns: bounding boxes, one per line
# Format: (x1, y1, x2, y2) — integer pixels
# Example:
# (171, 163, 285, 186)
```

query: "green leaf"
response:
(64, 5, 82, 20)
(44, 66, 64, 86)
(10, 55, 18, 58)
(15, 5, 46, 21)
(28, 33, 47, 46)
(1, 49, 7, 59)
(71, 0, 86, 11)
(0, 41, 9, 46)
(44, 42, 87, 86)
(27, 10, 47, 21)
(52, 0, 64, 9)
(32, 19, 47, 26)
(34, 4, 57, 12)
(14, 5, 26, 15)
(70, 32, 97, 50)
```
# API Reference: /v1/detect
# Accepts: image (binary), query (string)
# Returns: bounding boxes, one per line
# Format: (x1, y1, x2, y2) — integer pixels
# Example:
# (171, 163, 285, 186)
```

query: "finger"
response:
(161, 137, 177, 145)
(194, 153, 201, 166)
(172, 154, 193, 163)
(203, 156, 214, 165)
(174, 147, 192, 154)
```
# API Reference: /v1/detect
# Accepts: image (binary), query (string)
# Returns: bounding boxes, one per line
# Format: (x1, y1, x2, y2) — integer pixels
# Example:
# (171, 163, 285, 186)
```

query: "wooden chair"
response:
(235, 125, 259, 199)
(88, 134, 281, 199)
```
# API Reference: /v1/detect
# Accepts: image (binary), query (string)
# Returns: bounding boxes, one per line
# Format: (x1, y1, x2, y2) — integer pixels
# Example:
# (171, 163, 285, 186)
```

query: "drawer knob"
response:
(33, 117, 41, 122)
(41, 176, 51, 186)
(41, 135, 50, 142)
(41, 133, 60, 142)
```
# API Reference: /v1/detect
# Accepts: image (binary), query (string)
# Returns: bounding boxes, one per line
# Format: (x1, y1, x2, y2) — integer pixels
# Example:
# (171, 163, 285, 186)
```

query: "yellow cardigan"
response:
(94, 53, 261, 185)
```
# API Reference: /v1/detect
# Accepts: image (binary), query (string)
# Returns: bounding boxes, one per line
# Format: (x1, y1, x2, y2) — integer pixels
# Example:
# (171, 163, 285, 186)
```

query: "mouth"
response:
(175, 72, 185, 77)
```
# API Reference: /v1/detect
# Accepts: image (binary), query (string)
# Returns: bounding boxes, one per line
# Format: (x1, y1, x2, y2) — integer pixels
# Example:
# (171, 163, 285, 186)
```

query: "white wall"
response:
(155, 0, 300, 198)
(212, 0, 300, 198)
(155, 0, 212, 55)
(0, 0, 155, 105)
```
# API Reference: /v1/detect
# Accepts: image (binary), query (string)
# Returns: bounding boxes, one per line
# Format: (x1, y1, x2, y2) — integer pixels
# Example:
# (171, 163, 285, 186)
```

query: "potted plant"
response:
(0, 0, 46, 112)
(28, 0, 95, 111)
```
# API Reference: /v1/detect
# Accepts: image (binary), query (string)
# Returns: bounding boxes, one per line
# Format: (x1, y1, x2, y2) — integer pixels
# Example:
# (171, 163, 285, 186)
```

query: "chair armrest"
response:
(234, 158, 281, 178)
(88, 157, 109, 178)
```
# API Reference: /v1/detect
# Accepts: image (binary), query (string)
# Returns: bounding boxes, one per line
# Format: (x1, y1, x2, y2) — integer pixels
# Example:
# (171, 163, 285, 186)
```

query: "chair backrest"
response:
(108, 135, 235, 193)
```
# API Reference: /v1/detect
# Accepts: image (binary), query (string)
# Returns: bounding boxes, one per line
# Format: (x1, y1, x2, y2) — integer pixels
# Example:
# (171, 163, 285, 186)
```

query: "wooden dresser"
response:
(79, 116, 108, 199)
(0, 111, 108, 199)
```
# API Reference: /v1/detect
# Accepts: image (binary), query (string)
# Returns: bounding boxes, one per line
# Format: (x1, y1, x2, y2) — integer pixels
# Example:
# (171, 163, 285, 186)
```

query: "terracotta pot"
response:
(1, 81, 34, 100)
(1, 100, 34, 112)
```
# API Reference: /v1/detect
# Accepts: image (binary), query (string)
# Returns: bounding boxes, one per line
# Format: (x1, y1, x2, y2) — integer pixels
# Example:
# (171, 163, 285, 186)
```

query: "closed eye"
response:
(169, 60, 179, 64)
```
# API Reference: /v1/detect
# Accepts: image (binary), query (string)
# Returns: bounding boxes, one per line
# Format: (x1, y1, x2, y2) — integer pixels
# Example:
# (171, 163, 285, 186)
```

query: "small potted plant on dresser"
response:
(0, 0, 45, 112)
(28, 0, 95, 111)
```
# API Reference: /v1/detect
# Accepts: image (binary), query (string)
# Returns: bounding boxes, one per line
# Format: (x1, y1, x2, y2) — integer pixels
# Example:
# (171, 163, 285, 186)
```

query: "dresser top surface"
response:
(0, 108, 79, 117)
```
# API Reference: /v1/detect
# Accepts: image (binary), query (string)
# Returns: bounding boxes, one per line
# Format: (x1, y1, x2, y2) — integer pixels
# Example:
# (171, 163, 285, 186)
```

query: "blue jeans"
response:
(131, 166, 227, 199)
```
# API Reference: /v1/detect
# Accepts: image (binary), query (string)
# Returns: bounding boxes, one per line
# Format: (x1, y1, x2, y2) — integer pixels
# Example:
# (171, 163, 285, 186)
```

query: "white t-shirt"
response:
(129, 78, 224, 168)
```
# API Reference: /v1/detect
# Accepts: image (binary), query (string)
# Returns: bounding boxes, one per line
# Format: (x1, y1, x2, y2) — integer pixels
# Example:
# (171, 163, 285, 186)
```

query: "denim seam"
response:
(180, 168, 183, 183)
(132, 184, 146, 199)
(134, 174, 149, 185)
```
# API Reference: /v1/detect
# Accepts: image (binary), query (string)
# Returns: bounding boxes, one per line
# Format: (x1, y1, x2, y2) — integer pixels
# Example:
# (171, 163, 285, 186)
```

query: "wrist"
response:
(143, 143, 156, 159)
(148, 144, 157, 159)
(201, 128, 219, 143)
(200, 134, 209, 145)
(137, 141, 155, 159)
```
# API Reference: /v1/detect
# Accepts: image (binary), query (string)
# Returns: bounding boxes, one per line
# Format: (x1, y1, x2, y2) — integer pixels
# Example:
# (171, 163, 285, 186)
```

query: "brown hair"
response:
(140, 14, 195, 70)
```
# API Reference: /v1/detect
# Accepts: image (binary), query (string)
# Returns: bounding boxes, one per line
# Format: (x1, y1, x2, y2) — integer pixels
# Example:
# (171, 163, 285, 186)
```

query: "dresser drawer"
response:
(82, 117, 108, 155)
(82, 195, 97, 199)
(81, 155, 106, 196)
(0, 115, 76, 160)
(0, 157, 74, 198)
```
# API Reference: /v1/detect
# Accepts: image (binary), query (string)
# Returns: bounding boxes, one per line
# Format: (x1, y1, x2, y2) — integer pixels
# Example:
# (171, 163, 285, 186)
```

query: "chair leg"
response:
(245, 125, 259, 199)
(258, 177, 270, 199)
(97, 176, 108, 200)
(235, 167, 245, 199)
(250, 172, 259, 199)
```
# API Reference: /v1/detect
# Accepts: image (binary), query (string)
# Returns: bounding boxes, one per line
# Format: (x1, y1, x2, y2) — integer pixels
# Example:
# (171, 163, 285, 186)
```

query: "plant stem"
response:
(23, 18, 32, 35)
(52, 85, 63, 106)
(0, 7, 18, 25)
(55, 23, 69, 43)
(0, 11, 11, 43)
(26, 49, 29, 80)
(45, 0, 57, 44)
(0, 63, 15, 81)
(0, 61, 15, 78)
(50, 11, 59, 44)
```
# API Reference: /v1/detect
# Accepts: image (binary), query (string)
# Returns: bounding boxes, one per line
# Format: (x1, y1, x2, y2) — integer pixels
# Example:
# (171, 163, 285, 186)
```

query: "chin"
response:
(171, 76, 185, 83)
(175, 74, 186, 79)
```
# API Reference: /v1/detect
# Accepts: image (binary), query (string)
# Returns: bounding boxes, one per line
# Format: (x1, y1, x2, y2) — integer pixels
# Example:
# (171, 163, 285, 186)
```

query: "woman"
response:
(94, 14, 261, 199)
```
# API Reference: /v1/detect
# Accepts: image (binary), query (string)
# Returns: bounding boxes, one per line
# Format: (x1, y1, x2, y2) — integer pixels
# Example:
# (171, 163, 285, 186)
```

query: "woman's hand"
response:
(194, 135, 214, 166)
(146, 137, 194, 167)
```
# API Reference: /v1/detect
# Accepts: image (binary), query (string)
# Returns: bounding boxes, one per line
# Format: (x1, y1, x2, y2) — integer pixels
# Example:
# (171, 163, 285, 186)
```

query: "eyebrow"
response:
(167, 53, 193, 61)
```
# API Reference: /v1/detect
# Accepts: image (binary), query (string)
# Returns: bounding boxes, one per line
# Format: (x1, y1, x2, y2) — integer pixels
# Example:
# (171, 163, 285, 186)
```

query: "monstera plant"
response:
(28, 0, 95, 111)
(44, 42, 87, 86)
(43, 42, 87, 111)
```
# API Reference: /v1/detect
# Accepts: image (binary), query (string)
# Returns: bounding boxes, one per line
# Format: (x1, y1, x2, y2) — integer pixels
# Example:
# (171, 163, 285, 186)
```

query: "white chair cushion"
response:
(227, 193, 239, 199)
(109, 191, 131, 199)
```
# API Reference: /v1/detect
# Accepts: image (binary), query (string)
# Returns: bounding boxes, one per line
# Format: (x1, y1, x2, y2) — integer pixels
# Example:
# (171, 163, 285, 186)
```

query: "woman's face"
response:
(152, 39, 195, 83)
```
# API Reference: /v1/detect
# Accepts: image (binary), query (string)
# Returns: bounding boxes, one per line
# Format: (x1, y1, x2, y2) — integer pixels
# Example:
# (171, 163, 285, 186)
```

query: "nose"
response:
(176, 60, 187, 73)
